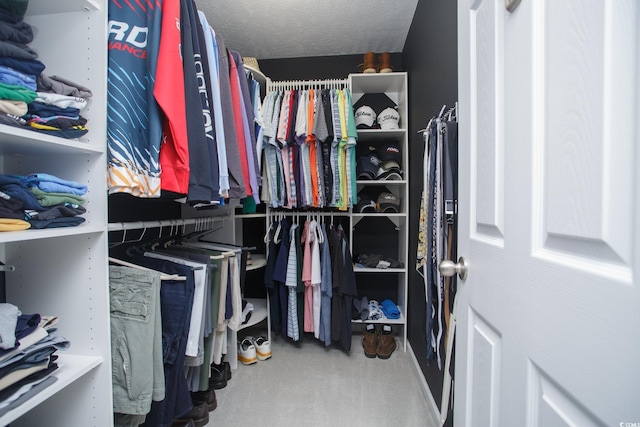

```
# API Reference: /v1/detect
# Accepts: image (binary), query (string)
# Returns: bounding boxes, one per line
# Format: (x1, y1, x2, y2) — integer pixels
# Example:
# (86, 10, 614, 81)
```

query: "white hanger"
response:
(108, 257, 186, 281)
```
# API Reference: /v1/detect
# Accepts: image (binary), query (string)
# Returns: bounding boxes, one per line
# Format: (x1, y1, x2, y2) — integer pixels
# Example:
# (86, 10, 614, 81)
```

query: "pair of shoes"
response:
(191, 388, 217, 412)
(361, 51, 393, 74)
(238, 337, 258, 365)
(238, 335, 272, 365)
(209, 361, 230, 389)
(249, 335, 272, 360)
(172, 401, 209, 427)
(362, 324, 397, 359)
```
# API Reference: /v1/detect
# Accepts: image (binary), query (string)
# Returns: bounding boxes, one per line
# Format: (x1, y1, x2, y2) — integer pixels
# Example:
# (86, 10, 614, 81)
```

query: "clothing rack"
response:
(267, 78, 348, 92)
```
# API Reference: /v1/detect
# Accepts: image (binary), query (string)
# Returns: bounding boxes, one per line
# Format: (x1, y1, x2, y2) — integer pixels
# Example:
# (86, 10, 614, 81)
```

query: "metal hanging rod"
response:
(108, 216, 225, 232)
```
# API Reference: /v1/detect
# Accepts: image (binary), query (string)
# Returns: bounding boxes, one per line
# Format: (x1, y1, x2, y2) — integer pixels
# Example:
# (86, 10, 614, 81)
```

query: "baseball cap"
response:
(377, 192, 401, 213)
(377, 107, 400, 130)
(354, 105, 377, 129)
(355, 195, 378, 213)
(376, 143, 403, 180)
(357, 150, 381, 180)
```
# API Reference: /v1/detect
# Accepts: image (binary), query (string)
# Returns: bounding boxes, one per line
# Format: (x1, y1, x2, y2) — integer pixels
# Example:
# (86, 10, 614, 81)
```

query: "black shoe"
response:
(170, 419, 195, 427)
(209, 362, 228, 389)
(223, 360, 232, 380)
(172, 401, 209, 427)
(191, 389, 217, 412)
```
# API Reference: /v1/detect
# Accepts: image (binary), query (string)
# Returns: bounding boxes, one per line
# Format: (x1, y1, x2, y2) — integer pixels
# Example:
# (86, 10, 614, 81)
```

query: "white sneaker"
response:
(250, 335, 272, 361)
(238, 337, 257, 365)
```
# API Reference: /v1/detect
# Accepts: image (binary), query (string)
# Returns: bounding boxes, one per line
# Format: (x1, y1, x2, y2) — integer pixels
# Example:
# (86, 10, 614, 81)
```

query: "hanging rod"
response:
(108, 216, 225, 232)
(267, 78, 348, 92)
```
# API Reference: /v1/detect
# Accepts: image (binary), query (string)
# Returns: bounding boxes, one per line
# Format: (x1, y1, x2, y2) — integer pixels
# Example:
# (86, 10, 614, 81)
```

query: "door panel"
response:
(467, 308, 502, 427)
(457, 0, 639, 425)
(471, 0, 506, 242)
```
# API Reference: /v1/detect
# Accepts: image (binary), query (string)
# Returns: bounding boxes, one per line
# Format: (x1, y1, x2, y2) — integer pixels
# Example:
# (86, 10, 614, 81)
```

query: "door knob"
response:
(438, 257, 468, 280)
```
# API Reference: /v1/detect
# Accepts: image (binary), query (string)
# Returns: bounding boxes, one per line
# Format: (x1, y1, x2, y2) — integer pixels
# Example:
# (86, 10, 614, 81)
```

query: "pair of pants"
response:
(110, 266, 164, 421)
(133, 256, 197, 426)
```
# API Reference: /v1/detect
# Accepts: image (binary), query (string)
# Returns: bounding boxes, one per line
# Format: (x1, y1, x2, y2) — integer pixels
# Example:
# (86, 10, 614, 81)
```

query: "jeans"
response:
(133, 256, 196, 425)
(110, 266, 164, 419)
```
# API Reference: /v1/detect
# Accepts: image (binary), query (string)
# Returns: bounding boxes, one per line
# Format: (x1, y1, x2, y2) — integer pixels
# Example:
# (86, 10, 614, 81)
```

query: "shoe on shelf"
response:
(378, 52, 393, 73)
(377, 324, 397, 359)
(362, 51, 377, 73)
(238, 337, 258, 365)
(208, 362, 228, 389)
(191, 388, 217, 412)
(362, 323, 378, 358)
(172, 400, 209, 427)
(249, 335, 272, 360)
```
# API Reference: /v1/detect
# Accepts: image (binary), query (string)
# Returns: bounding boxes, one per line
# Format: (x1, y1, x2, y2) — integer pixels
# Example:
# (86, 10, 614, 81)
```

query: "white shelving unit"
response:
(348, 72, 409, 351)
(0, 1, 111, 425)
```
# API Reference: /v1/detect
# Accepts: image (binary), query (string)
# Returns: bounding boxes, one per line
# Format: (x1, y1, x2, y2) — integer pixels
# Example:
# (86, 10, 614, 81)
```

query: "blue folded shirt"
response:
(380, 299, 401, 319)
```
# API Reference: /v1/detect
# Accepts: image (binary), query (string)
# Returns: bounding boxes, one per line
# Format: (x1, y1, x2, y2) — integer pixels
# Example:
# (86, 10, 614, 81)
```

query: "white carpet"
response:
(206, 331, 438, 427)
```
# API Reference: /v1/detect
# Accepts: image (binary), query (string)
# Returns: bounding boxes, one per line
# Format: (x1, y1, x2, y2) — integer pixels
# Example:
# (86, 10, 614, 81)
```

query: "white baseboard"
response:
(407, 342, 442, 427)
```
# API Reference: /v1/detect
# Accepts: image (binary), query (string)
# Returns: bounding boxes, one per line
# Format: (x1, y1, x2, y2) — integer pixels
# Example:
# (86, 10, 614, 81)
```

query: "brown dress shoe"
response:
(362, 324, 378, 358)
(377, 324, 397, 359)
(362, 51, 377, 73)
(378, 52, 393, 73)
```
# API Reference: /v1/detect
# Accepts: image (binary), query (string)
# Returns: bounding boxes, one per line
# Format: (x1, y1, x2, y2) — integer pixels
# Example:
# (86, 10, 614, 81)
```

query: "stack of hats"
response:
(353, 93, 401, 130)
(356, 144, 403, 181)
(354, 189, 401, 214)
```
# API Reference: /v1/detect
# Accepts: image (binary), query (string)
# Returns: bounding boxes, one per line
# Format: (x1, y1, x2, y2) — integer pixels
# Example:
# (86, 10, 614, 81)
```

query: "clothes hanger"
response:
(108, 256, 186, 281)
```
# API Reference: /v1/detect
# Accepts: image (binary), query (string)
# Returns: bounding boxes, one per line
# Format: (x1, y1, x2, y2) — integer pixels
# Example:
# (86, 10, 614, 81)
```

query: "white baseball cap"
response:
(376, 107, 400, 130)
(355, 105, 377, 129)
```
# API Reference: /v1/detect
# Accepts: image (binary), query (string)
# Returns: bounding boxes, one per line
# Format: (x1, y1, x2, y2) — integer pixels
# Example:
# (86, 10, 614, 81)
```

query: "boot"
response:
(376, 324, 397, 359)
(362, 51, 377, 73)
(378, 52, 393, 73)
(362, 324, 378, 358)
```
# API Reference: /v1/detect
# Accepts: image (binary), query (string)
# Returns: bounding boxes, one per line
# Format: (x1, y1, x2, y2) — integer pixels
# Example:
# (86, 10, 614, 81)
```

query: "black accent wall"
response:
(402, 0, 458, 423)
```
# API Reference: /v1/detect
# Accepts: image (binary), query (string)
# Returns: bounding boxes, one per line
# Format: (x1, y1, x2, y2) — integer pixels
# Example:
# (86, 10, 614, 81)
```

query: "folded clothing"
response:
(380, 299, 401, 319)
(367, 300, 385, 321)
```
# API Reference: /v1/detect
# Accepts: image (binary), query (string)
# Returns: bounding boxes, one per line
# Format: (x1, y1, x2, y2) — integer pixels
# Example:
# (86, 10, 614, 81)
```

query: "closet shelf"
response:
(0, 225, 105, 244)
(0, 354, 103, 426)
(246, 254, 267, 271)
(26, 0, 100, 15)
(356, 129, 406, 141)
(0, 124, 104, 156)
(356, 179, 407, 186)
(352, 267, 406, 273)
(238, 297, 269, 330)
(352, 311, 405, 325)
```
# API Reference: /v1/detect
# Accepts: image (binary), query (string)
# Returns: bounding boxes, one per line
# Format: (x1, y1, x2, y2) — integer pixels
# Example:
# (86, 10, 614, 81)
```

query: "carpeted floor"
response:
(205, 329, 439, 427)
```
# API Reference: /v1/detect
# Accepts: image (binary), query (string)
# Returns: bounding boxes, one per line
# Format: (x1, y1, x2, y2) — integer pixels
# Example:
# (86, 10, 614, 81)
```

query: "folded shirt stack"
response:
(0, 173, 87, 230)
(0, 3, 92, 139)
(0, 303, 68, 417)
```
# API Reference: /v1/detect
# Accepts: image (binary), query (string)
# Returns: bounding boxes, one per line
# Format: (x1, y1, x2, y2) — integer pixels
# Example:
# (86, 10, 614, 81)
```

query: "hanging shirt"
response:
(310, 220, 322, 337)
(215, 34, 246, 199)
(318, 223, 333, 346)
(198, 12, 230, 199)
(330, 89, 342, 207)
(286, 223, 300, 341)
(107, 0, 163, 197)
(155, 0, 189, 195)
(301, 220, 313, 333)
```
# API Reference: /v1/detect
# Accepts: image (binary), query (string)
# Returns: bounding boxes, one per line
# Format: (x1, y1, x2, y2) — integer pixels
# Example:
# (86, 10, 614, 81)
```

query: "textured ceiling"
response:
(196, 0, 420, 60)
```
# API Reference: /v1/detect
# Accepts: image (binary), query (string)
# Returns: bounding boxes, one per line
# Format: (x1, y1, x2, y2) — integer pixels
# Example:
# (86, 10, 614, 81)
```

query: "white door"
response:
(455, 1, 639, 426)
